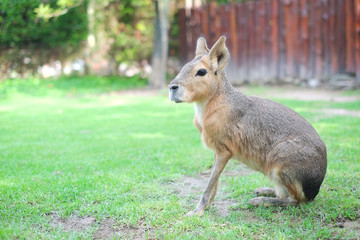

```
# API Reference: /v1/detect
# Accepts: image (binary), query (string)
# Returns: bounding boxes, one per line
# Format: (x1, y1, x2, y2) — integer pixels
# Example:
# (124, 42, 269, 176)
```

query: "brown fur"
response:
(169, 36, 327, 216)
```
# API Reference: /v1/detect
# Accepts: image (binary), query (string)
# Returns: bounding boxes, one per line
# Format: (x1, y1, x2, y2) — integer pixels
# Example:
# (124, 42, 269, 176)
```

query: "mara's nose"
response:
(169, 85, 179, 92)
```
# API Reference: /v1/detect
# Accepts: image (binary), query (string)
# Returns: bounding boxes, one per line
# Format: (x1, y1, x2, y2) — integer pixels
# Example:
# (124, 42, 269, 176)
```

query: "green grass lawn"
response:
(0, 77, 359, 239)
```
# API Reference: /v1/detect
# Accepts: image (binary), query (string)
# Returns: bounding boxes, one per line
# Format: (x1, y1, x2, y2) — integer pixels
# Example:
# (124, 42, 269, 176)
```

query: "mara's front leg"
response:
(187, 152, 230, 216)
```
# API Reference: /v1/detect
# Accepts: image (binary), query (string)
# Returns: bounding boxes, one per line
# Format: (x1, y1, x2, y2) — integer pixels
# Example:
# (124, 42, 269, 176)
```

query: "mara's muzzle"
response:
(169, 84, 182, 103)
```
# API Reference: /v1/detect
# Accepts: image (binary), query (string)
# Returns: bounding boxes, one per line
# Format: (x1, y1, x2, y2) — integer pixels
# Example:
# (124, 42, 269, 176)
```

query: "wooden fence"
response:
(178, 0, 360, 85)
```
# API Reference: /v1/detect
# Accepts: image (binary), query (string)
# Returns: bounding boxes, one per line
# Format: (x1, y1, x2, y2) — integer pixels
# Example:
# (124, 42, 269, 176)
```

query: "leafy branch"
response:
(34, 0, 83, 21)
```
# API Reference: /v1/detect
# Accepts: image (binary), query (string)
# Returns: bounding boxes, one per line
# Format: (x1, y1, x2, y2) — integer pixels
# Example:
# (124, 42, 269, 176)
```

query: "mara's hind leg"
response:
(251, 137, 326, 207)
(250, 183, 297, 207)
(249, 168, 306, 207)
(249, 183, 300, 207)
(253, 178, 292, 197)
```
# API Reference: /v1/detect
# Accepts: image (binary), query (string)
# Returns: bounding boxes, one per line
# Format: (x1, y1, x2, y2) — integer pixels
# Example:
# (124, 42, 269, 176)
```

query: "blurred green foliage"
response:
(107, 0, 154, 63)
(0, 0, 154, 64)
(0, 0, 88, 48)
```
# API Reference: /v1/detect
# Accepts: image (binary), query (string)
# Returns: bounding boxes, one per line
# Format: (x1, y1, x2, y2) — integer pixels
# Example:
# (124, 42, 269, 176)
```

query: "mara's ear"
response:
(195, 37, 209, 56)
(208, 36, 230, 73)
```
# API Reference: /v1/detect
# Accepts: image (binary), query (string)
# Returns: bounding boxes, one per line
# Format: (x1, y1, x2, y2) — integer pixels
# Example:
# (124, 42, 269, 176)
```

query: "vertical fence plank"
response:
(195, 8, 202, 38)
(346, 0, 355, 72)
(189, 8, 195, 57)
(222, 4, 235, 81)
(230, 5, 238, 64)
(254, 0, 260, 81)
(299, 0, 309, 78)
(215, 6, 222, 41)
(201, 6, 209, 39)
(293, 0, 300, 77)
(322, 0, 331, 77)
(253, 0, 264, 80)
(178, 9, 187, 63)
(278, 0, 286, 79)
(248, 1, 256, 82)
(356, 0, 360, 84)
(337, 0, 346, 73)
(208, 2, 216, 45)
(271, 0, 280, 79)
(293, 0, 301, 77)
(284, 0, 293, 76)
(191, 8, 202, 56)
(329, 0, 338, 74)
(259, 0, 267, 80)
(244, 2, 251, 81)
(237, 3, 248, 81)
(264, 0, 272, 80)
(186, 9, 192, 61)
(308, 0, 315, 77)
(314, 0, 323, 76)
(222, 5, 231, 48)
(188, 8, 196, 59)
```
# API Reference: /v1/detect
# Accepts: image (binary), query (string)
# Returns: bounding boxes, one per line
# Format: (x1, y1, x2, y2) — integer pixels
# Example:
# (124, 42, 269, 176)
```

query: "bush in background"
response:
(0, 0, 88, 48)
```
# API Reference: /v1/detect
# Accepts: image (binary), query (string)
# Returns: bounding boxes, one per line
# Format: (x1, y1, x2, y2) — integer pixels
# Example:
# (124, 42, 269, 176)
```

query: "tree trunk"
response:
(85, 0, 96, 75)
(85, 0, 110, 76)
(149, 0, 170, 89)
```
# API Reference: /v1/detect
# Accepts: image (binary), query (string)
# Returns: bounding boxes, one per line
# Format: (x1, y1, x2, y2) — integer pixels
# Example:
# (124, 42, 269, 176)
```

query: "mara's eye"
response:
(195, 69, 207, 77)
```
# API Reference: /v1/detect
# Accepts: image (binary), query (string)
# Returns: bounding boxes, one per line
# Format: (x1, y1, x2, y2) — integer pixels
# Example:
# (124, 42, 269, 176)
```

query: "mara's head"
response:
(169, 36, 230, 103)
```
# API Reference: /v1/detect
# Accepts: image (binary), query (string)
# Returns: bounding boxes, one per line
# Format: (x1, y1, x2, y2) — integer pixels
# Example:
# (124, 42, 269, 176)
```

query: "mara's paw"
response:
(254, 187, 276, 197)
(249, 197, 268, 207)
(186, 209, 204, 217)
(249, 197, 298, 207)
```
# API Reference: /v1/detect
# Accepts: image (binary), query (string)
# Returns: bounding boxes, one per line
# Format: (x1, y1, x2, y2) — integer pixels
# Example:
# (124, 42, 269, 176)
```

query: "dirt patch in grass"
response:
(92, 218, 122, 239)
(49, 213, 154, 239)
(93, 218, 154, 240)
(175, 165, 253, 217)
(343, 219, 360, 230)
(50, 213, 96, 232)
(334, 215, 360, 237)
(342, 220, 360, 237)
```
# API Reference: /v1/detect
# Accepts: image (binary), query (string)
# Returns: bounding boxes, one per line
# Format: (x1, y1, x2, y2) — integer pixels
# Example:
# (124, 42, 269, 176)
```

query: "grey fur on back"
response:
(224, 84, 327, 200)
